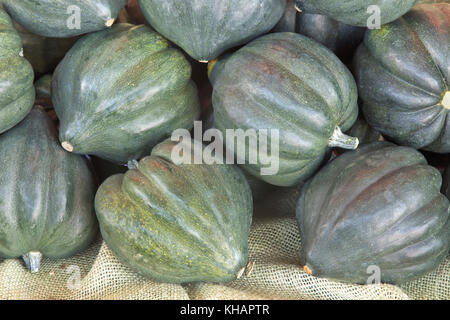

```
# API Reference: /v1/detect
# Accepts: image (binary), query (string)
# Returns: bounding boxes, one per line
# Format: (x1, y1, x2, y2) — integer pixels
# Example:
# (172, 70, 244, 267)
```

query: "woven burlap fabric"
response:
(0, 189, 448, 300)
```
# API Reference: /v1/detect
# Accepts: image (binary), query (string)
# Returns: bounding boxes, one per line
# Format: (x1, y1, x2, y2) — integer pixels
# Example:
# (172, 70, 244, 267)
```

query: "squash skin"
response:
(0, 108, 98, 272)
(138, 0, 287, 62)
(2, 0, 127, 38)
(296, 142, 450, 285)
(294, 0, 419, 27)
(0, 8, 35, 135)
(52, 23, 200, 163)
(212, 32, 359, 187)
(95, 139, 253, 283)
(354, 4, 449, 153)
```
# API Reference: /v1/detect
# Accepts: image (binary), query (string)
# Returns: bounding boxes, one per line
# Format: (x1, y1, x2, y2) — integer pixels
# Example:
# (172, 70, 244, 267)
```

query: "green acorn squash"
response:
(2, 0, 127, 38)
(138, 0, 287, 62)
(294, 0, 418, 27)
(95, 139, 253, 283)
(0, 107, 98, 273)
(354, 3, 449, 153)
(52, 23, 200, 163)
(212, 32, 359, 187)
(0, 8, 35, 135)
(296, 142, 450, 284)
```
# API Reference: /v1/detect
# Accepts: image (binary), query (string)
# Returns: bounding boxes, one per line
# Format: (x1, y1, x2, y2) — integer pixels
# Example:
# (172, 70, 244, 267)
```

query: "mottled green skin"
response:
(297, 142, 450, 284)
(3, 0, 127, 38)
(0, 108, 98, 261)
(212, 32, 358, 187)
(354, 4, 450, 153)
(138, 0, 287, 62)
(13, 21, 78, 75)
(295, 0, 418, 27)
(95, 139, 253, 283)
(53, 24, 200, 163)
(0, 8, 35, 135)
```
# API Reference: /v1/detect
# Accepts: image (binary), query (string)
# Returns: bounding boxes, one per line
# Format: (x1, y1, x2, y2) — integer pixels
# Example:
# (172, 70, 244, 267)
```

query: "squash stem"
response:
(22, 251, 43, 273)
(328, 126, 359, 150)
(442, 91, 450, 109)
(127, 160, 139, 170)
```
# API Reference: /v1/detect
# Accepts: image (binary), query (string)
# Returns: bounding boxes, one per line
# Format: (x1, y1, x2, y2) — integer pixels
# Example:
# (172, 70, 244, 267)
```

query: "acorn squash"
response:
(138, 0, 287, 62)
(296, 142, 450, 284)
(212, 32, 359, 187)
(294, 0, 418, 27)
(354, 3, 450, 153)
(2, 0, 127, 38)
(0, 8, 35, 135)
(52, 23, 200, 163)
(0, 107, 98, 273)
(95, 139, 253, 283)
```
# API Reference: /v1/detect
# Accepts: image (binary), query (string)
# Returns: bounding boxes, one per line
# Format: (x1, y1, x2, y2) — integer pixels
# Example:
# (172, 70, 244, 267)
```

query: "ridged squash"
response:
(212, 32, 359, 187)
(294, 0, 418, 27)
(2, 0, 127, 37)
(95, 139, 253, 283)
(297, 142, 450, 284)
(0, 108, 98, 273)
(354, 3, 450, 153)
(53, 24, 200, 163)
(138, 0, 287, 62)
(0, 8, 35, 135)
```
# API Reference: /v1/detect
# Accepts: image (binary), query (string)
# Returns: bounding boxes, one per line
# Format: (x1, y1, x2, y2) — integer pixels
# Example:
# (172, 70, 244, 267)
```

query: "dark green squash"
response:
(354, 3, 449, 153)
(212, 32, 359, 187)
(0, 107, 98, 273)
(52, 23, 200, 163)
(296, 142, 450, 284)
(3, 0, 127, 38)
(95, 139, 253, 283)
(138, 0, 287, 62)
(13, 21, 78, 75)
(0, 8, 35, 135)
(294, 0, 419, 27)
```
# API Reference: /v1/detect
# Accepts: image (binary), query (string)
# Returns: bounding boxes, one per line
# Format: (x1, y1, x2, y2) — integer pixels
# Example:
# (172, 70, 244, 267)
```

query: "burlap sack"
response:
(0, 187, 448, 300)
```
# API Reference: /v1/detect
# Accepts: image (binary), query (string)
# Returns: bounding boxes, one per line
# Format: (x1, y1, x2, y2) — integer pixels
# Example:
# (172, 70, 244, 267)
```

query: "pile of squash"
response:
(0, 0, 448, 288)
